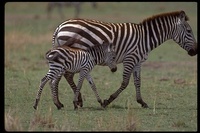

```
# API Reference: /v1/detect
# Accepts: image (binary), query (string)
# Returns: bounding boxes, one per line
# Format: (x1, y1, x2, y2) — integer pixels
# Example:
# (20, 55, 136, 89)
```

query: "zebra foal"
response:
(33, 42, 117, 110)
(51, 10, 197, 108)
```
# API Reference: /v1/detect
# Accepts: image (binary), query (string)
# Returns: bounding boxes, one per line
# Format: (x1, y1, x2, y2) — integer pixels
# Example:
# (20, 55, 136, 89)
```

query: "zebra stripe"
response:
(52, 10, 197, 108)
(33, 42, 117, 110)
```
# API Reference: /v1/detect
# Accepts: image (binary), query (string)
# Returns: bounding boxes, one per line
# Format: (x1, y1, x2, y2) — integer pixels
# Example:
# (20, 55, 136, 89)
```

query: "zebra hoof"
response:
(142, 103, 149, 108)
(57, 103, 64, 110)
(77, 101, 83, 107)
(102, 99, 109, 108)
(111, 67, 117, 73)
(33, 105, 37, 110)
(78, 93, 83, 107)
(98, 100, 103, 106)
(73, 101, 79, 110)
(60, 103, 64, 108)
(74, 105, 78, 110)
(137, 99, 148, 108)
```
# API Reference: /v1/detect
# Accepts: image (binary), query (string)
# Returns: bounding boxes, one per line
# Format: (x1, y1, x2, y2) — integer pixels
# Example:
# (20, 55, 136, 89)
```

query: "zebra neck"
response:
(87, 46, 104, 65)
(144, 19, 173, 52)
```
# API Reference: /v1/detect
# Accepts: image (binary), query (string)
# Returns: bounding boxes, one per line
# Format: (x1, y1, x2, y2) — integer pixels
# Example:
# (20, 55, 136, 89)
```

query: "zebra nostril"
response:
(111, 67, 117, 73)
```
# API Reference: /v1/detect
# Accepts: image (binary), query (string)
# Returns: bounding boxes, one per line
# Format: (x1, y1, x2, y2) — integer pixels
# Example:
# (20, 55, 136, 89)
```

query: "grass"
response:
(4, 2, 197, 131)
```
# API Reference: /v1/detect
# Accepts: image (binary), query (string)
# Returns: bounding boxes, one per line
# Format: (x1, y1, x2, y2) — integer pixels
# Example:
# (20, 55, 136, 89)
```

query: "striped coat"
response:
(51, 10, 197, 108)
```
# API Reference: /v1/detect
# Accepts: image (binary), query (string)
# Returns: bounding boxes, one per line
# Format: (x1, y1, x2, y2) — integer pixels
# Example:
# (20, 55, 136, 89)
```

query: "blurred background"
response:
(5, 2, 197, 47)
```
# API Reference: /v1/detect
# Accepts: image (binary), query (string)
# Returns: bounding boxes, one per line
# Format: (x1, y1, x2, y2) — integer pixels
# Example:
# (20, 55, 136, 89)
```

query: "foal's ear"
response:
(108, 43, 115, 52)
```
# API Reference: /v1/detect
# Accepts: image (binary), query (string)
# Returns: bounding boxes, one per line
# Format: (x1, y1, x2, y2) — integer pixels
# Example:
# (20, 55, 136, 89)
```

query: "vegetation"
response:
(5, 2, 197, 131)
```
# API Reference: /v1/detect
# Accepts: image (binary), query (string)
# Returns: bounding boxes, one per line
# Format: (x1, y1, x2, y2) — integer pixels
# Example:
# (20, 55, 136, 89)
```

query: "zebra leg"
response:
(64, 72, 83, 107)
(86, 74, 103, 106)
(133, 63, 148, 108)
(73, 71, 85, 110)
(102, 62, 133, 108)
(49, 76, 64, 110)
(33, 75, 49, 110)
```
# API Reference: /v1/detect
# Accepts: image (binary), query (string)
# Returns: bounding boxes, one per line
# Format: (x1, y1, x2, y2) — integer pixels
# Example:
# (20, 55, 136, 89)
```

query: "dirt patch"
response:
(174, 79, 186, 84)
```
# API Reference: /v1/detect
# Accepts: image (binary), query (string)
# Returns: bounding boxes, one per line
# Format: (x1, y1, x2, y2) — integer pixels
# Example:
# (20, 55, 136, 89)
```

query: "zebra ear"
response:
(112, 43, 116, 51)
(108, 43, 115, 52)
(107, 43, 111, 52)
(179, 11, 186, 21)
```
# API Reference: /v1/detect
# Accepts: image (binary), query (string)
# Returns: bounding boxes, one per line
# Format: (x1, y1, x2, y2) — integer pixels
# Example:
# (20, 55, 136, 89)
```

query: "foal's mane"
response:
(140, 10, 189, 24)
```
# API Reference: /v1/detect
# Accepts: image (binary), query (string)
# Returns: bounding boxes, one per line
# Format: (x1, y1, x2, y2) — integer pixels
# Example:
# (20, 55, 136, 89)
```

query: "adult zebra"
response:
(33, 42, 117, 110)
(52, 10, 197, 108)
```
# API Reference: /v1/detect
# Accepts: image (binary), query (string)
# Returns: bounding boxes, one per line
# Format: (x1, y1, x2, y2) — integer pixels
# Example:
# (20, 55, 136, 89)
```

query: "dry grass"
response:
(5, 107, 139, 131)
(4, 31, 51, 71)
(29, 107, 55, 131)
(5, 31, 52, 50)
(5, 109, 23, 131)
(5, 107, 69, 131)
(126, 101, 138, 131)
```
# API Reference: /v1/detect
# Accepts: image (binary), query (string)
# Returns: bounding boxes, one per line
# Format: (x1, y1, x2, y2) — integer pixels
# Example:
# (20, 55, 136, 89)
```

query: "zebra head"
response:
(173, 11, 197, 56)
(102, 42, 117, 72)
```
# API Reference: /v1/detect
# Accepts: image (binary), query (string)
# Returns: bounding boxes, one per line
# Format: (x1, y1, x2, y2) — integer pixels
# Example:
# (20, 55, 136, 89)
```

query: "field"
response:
(5, 2, 197, 131)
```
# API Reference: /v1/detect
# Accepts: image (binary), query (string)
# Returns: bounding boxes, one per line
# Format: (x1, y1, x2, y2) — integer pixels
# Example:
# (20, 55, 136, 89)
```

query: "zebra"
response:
(33, 42, 117, 110)
(51, 10, 197, 108)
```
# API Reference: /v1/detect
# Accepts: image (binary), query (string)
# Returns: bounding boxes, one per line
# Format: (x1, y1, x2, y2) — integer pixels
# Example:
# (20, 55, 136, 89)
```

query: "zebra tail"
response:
(46, 50, 59, 61)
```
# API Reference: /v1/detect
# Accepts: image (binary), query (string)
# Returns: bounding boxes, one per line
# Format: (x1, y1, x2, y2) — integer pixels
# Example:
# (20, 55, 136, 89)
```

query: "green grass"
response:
(5, 2, 197, 131)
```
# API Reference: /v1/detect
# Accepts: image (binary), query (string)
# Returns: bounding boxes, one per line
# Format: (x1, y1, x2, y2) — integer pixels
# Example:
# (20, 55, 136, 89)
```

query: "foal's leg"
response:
(33, 75, 49, 110)
(49, 76, 64, 109)
(64, 72, 83, 107)
(86, 74, 103, 106)
(73, 71, 86, 110)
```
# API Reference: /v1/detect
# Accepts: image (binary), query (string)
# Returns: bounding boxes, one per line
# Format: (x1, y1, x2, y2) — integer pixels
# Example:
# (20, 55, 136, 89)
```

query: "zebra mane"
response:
(140, 10, 189, 24)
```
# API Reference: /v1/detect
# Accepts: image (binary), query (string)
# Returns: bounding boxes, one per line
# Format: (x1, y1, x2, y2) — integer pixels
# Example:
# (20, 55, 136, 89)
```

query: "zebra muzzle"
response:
(188, 43, 197, 56)
(188, 48, 197, 56)
(111, 67, 117, 72)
